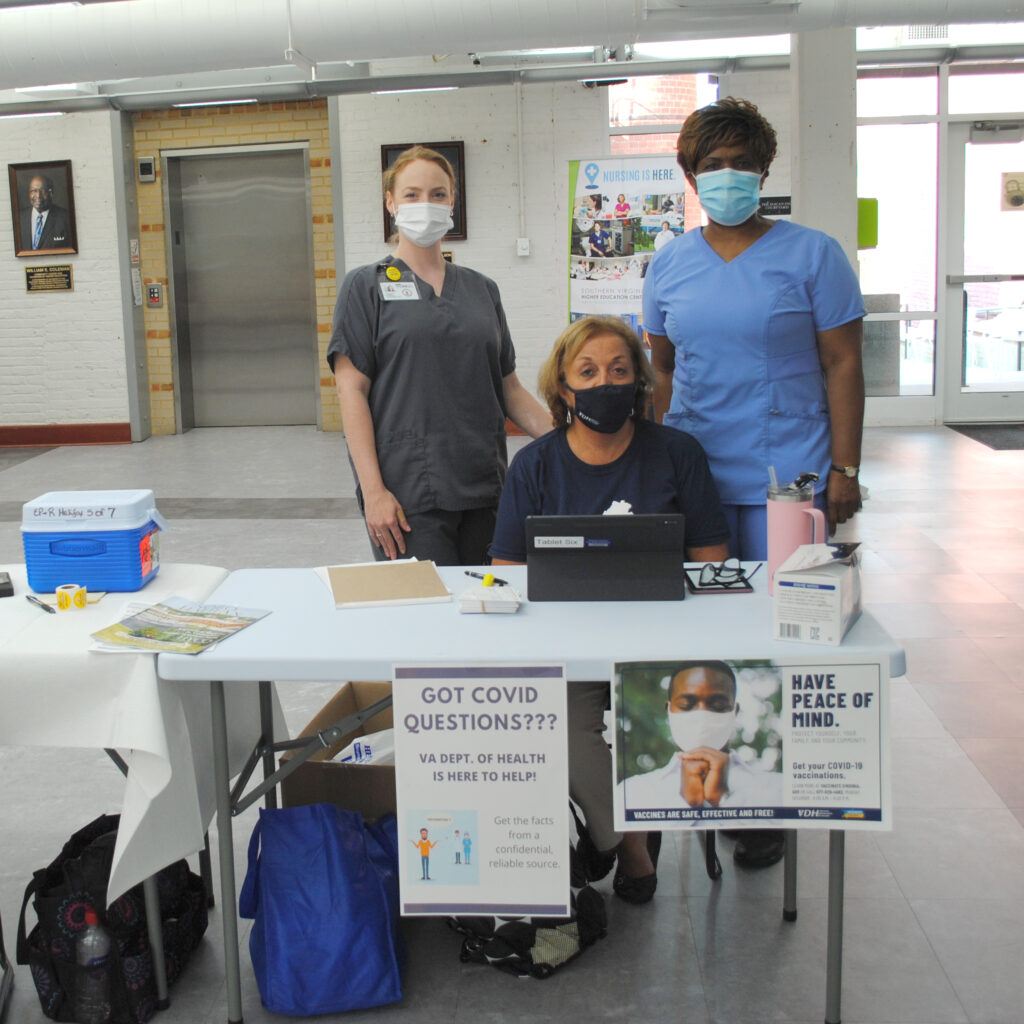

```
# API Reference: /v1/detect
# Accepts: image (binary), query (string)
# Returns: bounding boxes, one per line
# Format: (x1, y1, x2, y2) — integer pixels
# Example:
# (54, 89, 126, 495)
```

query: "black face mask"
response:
(565, 382, 636, 434)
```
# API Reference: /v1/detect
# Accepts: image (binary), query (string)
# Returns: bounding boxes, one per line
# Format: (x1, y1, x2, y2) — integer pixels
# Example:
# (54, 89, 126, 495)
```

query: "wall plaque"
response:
(25, 264, 73, 292)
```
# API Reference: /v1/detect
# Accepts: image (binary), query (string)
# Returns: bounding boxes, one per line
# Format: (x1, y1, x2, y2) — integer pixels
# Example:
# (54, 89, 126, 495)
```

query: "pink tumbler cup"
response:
(767, 478, 826, 594)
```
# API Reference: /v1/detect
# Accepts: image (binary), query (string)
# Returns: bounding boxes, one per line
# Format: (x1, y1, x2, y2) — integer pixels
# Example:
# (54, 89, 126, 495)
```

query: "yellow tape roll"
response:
(56, 583, 87, 611)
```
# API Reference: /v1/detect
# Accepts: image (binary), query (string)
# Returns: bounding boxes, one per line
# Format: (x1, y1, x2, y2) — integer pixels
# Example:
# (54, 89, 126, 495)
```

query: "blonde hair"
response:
(382, 145, 457, 199)
(538, 316, 654, 428)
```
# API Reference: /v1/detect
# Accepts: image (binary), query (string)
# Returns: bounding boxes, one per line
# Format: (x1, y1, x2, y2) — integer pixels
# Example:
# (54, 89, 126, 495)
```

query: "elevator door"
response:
(171, 149, 317, 427)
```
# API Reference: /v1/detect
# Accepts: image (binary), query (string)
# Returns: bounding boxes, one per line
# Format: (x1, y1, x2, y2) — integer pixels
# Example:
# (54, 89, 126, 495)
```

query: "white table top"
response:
(0, 563, 283, 900)
(158, 565, 906, 682)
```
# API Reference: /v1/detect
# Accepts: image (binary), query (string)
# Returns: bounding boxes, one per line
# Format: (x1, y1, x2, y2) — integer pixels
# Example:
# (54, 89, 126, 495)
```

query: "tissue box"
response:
(22, 489, 165, 593)
(280, 681, 396, 821)
(773, 543, 862, 646)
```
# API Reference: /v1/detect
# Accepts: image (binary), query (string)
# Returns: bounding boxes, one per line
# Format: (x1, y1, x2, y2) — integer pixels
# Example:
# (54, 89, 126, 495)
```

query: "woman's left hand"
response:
(826, 471, 862, 534)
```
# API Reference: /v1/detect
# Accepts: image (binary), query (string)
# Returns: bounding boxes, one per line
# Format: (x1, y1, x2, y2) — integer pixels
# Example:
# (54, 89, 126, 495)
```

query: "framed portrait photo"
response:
(381, 141, 466, 242)
(8, 159, 79, 257)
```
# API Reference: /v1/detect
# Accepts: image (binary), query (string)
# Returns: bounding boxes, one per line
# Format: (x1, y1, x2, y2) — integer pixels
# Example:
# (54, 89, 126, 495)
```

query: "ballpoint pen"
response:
(25, 594, 57, 615)
(464, 570, 508, 586)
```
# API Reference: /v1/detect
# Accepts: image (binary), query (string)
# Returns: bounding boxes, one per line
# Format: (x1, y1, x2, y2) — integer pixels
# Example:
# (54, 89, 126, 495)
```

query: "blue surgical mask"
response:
(695, 168, 762, 227)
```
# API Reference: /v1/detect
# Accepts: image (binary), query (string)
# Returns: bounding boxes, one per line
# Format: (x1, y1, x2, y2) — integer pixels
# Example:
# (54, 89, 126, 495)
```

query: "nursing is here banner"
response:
(393, 665, 569, 917)
(568, 154, 688, 333)
(612, 656, 890, 831)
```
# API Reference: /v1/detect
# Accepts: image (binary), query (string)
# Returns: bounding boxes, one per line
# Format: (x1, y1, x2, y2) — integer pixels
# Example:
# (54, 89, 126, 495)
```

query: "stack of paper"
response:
(457, 585, 522, 614)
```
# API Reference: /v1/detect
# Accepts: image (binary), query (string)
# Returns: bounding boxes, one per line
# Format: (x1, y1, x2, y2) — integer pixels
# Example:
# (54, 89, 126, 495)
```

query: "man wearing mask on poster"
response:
(619, 661, 781, 811)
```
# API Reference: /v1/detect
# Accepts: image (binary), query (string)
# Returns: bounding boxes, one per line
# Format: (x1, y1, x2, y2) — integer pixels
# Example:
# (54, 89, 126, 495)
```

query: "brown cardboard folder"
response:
(325, 559, 451, 608)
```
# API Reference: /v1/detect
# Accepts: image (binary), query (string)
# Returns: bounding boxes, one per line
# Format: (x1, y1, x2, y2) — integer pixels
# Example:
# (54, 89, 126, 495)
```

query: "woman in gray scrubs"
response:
(328, 146, 552, 565)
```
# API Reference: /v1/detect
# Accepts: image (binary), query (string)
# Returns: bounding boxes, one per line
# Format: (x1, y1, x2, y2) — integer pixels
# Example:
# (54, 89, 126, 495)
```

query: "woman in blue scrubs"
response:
(643, 97, 865, 561)
(642, 97, 865, 869)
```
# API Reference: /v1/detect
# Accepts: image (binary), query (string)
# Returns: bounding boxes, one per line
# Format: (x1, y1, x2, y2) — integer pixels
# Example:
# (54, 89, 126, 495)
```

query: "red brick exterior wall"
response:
(608, 75, 704, 231)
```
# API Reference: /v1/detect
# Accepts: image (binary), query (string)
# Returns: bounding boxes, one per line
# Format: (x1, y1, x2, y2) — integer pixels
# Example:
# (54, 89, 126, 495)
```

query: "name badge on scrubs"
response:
(378, 265, 420, 301)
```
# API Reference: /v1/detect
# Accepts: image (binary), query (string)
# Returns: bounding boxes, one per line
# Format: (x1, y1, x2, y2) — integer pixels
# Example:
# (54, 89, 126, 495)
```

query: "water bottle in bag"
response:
(74, 909, 112, 1024)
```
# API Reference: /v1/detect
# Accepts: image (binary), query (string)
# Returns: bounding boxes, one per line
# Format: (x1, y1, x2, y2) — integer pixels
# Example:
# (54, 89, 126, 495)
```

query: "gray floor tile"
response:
(159, 517, 373, 571)
(875, 807, 1024, 901)
(911, 899, 1024, 1024)
(888, 678, 948, 739)
(862, 574, 1009, 605)
(676, 829, 902, 902)
(957, 737, 1024, 810)
(977, 571, 1024, 604)
(948, 546, 1024, 573)
(868, 601, 963, 641)
(913, 681, 1024, 739)
(890, 734, 1005, 808)
(969, 635, 1024, 685)
(689, 896, 967, 1024)
(933, 601, 1024, 638)
(899, 637, 1010, 685)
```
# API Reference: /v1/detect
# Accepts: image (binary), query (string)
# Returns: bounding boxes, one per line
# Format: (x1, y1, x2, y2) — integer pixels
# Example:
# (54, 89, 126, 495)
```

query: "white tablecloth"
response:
(0, 563, 285, 900)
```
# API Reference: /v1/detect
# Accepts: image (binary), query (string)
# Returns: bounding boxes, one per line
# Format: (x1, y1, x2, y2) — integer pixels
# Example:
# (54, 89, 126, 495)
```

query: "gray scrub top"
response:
(327, 257, 517, 515)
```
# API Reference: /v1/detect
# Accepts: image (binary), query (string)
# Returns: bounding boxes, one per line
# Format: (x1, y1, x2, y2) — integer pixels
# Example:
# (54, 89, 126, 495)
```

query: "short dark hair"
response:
(669, 660, 737, 700)
(675, 97, 777, 178)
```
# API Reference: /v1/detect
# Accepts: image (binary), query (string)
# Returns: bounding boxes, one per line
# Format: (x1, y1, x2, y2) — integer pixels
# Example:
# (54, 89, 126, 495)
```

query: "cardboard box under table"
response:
(280, 681, 396, 821)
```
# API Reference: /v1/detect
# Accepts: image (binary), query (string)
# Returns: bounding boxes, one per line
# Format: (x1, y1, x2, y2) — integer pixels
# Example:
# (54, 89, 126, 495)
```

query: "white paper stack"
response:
(457, 585, 522, 614)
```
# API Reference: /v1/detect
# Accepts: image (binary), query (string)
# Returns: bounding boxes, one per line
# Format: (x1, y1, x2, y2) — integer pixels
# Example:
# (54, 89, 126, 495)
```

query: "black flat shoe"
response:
(733, 828, 785, 869)
(613, 832, 662, 905)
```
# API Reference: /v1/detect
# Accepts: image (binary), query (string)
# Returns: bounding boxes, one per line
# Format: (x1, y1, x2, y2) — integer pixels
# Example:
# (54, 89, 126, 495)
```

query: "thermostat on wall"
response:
(137, 156, 156, 183)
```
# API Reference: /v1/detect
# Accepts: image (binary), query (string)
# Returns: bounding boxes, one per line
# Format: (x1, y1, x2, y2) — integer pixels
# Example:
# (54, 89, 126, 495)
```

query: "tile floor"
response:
(1, 424, 1022, 1024)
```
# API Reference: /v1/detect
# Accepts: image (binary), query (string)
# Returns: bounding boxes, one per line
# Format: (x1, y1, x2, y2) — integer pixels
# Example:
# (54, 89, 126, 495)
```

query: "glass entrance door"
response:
(942, 121, 1024, 422)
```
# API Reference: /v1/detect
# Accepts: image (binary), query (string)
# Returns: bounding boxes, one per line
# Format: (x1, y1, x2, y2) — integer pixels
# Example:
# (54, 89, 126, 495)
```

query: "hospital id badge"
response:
(379, 279, 420, 301)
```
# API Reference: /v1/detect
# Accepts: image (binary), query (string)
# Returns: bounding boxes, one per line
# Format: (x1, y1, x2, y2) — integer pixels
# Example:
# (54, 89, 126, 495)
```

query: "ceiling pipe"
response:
(2, 43, 1021, 118)
(0, 0, 1019, 93)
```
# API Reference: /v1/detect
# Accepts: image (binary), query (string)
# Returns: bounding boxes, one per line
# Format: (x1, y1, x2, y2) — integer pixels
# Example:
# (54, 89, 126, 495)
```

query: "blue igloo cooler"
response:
(21, 489, 167, 593)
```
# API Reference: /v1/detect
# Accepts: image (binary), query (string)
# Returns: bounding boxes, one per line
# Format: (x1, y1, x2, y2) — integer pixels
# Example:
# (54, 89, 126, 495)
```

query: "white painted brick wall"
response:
(333, 82, 608, 399)
(0, 111, 128, 425)
(716, 69, 792, 197)
(0, 84, 610, 428)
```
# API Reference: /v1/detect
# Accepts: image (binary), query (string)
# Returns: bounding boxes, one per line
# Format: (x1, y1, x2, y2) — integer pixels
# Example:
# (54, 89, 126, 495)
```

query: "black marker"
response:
(464, 571, 509, 586)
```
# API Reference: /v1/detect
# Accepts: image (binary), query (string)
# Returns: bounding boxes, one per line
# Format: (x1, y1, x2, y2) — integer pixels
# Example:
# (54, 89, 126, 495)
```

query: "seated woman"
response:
(489, 315, 729, 903)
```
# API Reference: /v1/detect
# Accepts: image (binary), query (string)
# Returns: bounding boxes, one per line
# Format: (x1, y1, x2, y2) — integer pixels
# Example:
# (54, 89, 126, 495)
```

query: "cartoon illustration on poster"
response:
(393, 664, 570, 916)
(568, 155, 688, 335)
(613, 657, 889, 830)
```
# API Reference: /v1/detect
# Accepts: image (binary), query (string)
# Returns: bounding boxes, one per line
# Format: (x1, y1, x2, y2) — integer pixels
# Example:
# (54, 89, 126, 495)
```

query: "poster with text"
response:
(393, 664, 569, 916)
(612, 656, 890, 830)
(568, 154, 688, 335)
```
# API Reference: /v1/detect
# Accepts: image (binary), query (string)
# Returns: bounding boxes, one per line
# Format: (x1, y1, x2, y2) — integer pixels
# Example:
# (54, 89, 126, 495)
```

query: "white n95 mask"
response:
(667, 708, 736, 753)
(394, 202, 453, 247)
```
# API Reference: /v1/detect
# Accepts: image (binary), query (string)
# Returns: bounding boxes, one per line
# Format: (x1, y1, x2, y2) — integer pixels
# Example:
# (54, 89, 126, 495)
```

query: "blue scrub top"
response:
(642, 219, 864, 504)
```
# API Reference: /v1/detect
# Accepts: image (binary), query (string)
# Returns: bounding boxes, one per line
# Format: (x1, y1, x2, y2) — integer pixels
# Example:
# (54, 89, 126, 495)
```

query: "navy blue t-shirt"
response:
(489, 419, 729, 563)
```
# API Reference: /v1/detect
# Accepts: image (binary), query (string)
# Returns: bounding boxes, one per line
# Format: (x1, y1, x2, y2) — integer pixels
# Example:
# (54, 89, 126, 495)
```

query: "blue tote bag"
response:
(238, 803, 403, 1015)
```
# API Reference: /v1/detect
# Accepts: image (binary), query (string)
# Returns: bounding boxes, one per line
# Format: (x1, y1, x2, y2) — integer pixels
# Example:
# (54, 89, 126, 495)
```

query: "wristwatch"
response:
(830, 463, 859, 478)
